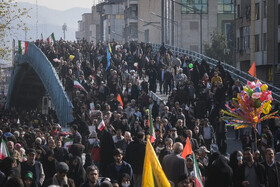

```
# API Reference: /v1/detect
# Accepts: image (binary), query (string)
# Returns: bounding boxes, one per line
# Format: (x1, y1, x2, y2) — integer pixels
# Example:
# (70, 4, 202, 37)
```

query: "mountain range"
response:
(0, 2, 91, 66)
(16, 2, 91, 41)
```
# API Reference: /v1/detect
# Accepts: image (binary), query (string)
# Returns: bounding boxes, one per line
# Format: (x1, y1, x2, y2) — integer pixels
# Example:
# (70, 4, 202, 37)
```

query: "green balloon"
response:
(189, 63, 193, 69)
(254, 99, 261, 108)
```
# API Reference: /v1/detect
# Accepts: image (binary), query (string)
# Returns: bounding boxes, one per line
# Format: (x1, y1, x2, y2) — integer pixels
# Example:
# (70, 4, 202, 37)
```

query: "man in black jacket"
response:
(21, 149, 45, 187)
(261, 148, 280, 187)
(125, 132, 146, 187)
(105, 149, 133, 185)
(236, 147, 267, 187)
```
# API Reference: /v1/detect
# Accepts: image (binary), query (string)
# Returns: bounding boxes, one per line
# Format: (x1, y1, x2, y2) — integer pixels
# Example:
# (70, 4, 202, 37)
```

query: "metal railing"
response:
(151, 43, 280, 102)
(6, 43, 74, 125)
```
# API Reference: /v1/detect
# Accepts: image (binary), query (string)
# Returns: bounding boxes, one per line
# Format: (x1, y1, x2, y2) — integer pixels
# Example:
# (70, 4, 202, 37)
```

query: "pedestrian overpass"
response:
(5, 43, 73, 125)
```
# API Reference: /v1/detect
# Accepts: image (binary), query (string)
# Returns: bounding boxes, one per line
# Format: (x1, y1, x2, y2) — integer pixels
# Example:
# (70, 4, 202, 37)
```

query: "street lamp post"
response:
(150, 12, 178, 46)
(171, 0, 203, 53)
(62, 23, 67, 40)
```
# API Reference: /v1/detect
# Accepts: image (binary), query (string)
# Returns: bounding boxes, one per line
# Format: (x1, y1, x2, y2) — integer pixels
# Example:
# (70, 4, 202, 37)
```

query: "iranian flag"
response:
(0, 138, 10, 160)
(51, 32, 55, 43)
(193, 152, 204, 187)
(46, 33, 55, 44)
(18, 40, 28, 55)
(74, 80, 88, 93)
(146, 109, 156, 143)
(63, 138, 73, 149)
(98, 120, 105, 131)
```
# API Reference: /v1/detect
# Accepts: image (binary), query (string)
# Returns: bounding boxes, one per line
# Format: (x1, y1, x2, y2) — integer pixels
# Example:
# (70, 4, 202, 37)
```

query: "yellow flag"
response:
(142, 137, 171, 187)
(69, 55, 75, 61)
(108, 43, 112, 54)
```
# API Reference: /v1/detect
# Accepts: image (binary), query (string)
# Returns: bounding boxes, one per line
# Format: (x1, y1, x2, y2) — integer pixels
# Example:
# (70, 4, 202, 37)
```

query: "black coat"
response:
(105, 161, 133, 184)
(205, 155, 233, 187)
(261, 161, 280, 187)
(236, 162, 267, 187)
(125, 140, 146, 174)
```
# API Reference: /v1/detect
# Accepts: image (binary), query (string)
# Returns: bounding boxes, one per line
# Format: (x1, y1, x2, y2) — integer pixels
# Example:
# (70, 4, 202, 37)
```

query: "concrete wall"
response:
(137, 0, 161, 43)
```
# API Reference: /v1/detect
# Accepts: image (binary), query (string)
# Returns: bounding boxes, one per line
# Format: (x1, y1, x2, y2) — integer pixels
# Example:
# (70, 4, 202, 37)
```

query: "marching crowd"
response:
(0, 39, 280, 187)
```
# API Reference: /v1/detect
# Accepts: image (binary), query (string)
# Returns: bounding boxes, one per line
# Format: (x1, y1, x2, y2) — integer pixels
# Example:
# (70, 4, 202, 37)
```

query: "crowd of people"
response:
(1, 39, 280, 187)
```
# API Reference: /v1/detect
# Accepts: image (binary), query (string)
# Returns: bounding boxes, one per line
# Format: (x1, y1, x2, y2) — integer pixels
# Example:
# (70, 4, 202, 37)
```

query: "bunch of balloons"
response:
(221, 80, 279, 129)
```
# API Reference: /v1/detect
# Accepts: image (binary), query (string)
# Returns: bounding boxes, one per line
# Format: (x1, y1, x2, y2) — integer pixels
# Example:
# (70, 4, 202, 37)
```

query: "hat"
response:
(25, 172, 33, 179)
(15, 143, 21, 148)
(199, 146, 210, 153)
(171, 127, 177, 131)
(57, 162, 69, 173)
(26, 148, 36, 155)
(130, 70, 135, 73)
(186, 154, 193, 161)
(210, 144, 219, 154)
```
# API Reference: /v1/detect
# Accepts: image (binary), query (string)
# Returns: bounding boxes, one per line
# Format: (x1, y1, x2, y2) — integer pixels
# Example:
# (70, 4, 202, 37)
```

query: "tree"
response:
(0, 0, 30, 60)
(204, 30, 234, 65)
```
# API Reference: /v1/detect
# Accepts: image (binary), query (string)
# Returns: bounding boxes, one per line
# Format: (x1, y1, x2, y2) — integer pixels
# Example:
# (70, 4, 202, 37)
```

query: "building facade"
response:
(235, 0, 278, 82)
(76, 6, 100, 44)
(103, 1, 125, 42)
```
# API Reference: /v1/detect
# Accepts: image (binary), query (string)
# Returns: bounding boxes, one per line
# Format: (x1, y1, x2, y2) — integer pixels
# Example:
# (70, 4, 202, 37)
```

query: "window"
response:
(237, 4, 241, 18)
(130, 5, 138, 18)
(130, 24, 138, 38)
(237, 37, 240, 50)
(242, 26, 250, 49)
(263, 1, 267, 18)
(262, 33, 266, 51)
(116, 15, 124, 19)
(181, 0, 208, 14)
(255, 34, 259, 52)
(279, 4, 280, 25)
(108, 26, 111, 34)
(218, 0, 234, 14)
(144, 30, 149, 43)
(255, 3, 259, 20)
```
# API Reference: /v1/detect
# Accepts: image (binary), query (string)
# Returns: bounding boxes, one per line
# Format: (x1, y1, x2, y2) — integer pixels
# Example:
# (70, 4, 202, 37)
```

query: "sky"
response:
(17, 0, 98, 11)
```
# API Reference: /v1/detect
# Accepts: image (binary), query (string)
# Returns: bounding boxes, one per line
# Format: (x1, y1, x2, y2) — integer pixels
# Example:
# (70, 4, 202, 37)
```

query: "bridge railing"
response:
(151, 43, 280, 102)
(6, 43, 74, 126)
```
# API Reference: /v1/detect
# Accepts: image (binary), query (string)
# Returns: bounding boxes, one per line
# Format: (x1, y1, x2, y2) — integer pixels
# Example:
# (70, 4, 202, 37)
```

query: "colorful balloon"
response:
(255, 87, 261, 92)
(261, 84, 268, 92)
(247, 81, 256, 89)
(254, 99, 261, 108)
(262, 102, 272, 114)
(252, 92, 261, 99)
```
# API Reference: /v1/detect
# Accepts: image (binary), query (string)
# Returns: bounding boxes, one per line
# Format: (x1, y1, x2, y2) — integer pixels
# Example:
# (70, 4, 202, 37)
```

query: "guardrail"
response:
(148, 91, 164, 105)
(151, 43, 280, 102)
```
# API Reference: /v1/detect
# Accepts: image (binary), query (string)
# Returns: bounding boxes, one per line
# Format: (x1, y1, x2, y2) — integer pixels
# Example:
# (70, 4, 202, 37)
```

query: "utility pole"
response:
(62, 23, 67, 40)
(233, 0, 236, 67)
(200, 0, 203, 54)
(250, 0, 255, 65)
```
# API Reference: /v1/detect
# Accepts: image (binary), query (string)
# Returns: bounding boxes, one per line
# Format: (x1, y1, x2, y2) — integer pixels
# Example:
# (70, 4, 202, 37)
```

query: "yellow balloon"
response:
(262, 103, 271, 114)
(261, 84, 268, 92)
(243, 86, 248, 92)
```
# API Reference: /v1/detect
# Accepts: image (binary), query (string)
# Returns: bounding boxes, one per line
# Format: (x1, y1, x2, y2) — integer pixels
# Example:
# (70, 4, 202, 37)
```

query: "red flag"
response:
(181, 137, 193, 159)
(117, 94, 123, 107)
(248, 62, 256, 78)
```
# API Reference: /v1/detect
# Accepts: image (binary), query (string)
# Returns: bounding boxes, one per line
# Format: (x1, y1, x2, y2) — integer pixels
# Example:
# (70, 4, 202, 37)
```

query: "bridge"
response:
(5, 43, 73, 125)
(4, 42, 280, 126)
